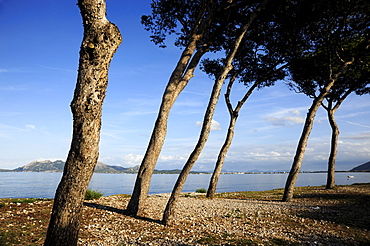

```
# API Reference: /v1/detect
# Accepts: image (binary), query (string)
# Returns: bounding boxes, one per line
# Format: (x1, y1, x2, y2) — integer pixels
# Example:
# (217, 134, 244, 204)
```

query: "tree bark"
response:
(282, 95, 329, 202)
(162, 61, 227, 225)
(206, 116, 237, 198)
(125, 40, 208, 216)
(207, 78, 259, 198)
(44, 1, 121, 245)
(323, 87, 352, 189)
(326, 104, 339, 189)
(162, 2, 267, 224)
(282, 60, 354, 202)
(206, 61, 287, 198)
(125, 0, 226, 215)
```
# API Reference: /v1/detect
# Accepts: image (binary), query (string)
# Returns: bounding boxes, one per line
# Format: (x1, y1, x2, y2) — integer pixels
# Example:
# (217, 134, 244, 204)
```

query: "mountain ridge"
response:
(2, 160, 205, 174)
(1, 160, 369, 173)
(350, 161, 370, 172)
(10, 160, 139, 173)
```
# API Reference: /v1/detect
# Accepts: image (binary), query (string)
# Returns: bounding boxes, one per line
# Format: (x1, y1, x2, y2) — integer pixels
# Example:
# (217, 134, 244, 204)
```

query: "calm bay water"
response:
(0, 172, 368, 198)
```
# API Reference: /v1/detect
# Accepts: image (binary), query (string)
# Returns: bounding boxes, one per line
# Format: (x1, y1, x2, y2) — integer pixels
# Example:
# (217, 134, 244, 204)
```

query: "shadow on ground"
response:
(294, 192, 370, 230)
(83, 202, 163, 225)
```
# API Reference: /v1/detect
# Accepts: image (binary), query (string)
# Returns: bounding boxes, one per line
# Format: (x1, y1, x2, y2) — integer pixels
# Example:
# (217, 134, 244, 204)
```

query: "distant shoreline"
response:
(0, 170, 368, 174)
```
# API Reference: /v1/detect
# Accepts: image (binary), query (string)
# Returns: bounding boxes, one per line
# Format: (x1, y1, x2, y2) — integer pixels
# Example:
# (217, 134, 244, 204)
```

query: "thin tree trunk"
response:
(323, 88, 352, 189)
(125, 0, 226, 216)
(162, 63, 227, 225)
(162, 2, 267, 224)
(206, 62, 288, 198)
(282, 95, 329, 202)
(326, 104, 339, 189)
(44, 1, 121, 245)
(125, 42, 208, 216)
(207, 79, 260, 198)
(206, 116, 237, 198)
(282, 60, 354, 202)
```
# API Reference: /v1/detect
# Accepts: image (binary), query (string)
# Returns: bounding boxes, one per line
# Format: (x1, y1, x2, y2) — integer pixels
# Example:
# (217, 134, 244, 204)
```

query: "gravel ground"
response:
(1, 184, 369, 245)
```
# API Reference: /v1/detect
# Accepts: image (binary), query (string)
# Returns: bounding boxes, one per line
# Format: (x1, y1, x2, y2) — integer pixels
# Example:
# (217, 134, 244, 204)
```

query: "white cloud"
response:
(36, 157, 65, 162)
(100, 154, 145, 167)
(265, 109, 305, 127)
(289, 109, 300, 116)
(121, 154, 143, 164)
(341, 120, 370, 129)
(97, 137, 369, 172)
(195, 119, 222, 131)
(341, 132, 370, 140)
(0, 69, 8, 73)
(25, 124, 36, 130)
(211, 120, 222, 131)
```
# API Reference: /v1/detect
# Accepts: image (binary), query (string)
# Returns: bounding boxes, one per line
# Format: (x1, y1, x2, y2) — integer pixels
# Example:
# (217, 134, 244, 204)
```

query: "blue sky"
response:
(0, 0, 369, 171)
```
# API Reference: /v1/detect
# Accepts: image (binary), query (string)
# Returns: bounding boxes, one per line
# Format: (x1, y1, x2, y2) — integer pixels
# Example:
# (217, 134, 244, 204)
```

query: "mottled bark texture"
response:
(44, 1, 121, 245)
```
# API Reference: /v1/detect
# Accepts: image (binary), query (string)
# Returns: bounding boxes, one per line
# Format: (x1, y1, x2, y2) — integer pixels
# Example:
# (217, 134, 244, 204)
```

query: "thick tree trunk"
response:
(125, 41, 208, 216)
(326, 106, 339, 189)
(282, 60, 353, 202)
(44, 1, 121, 245)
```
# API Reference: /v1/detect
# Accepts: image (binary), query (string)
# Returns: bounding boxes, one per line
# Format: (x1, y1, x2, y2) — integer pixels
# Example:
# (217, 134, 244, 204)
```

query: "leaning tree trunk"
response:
(282, 88, 333, 202)
(326, 106, 339, 189)
(206, 61, 287, 198)
(125, 2, 219, 215)
(125, 43, 208, 216)
(162, 61, 227, 225)
(207, 115, 237, 198)
(282, 60, 353, 202)
(161, 3, 267, 223)
(44, 1, 121, 245)
(207, 79, 261, 198)
(323, 88, 353, 189)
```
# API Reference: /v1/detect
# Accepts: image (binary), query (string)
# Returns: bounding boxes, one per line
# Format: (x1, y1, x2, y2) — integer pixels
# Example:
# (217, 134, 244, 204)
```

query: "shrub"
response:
(196, 188, 207, 193)
(85, 189, 103, 200)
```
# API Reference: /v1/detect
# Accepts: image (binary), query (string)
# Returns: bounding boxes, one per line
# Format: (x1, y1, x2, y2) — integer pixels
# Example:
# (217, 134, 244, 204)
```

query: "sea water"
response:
(0, 172, 368, 198)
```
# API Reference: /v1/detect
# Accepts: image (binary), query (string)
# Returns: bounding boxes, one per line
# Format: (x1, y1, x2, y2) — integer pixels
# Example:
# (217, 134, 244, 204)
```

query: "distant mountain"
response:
(350, 161, 370, 172)
(13, 160, 65, 172)
(12, 160, 136, 173)
(6, 160, 205, 174)
(0, 168, 12, 172)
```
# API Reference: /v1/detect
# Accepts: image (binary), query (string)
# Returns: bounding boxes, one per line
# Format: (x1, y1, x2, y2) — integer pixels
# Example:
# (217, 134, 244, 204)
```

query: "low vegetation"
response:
(195, 188, 207, 193)
(85, 189, 103, 200)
